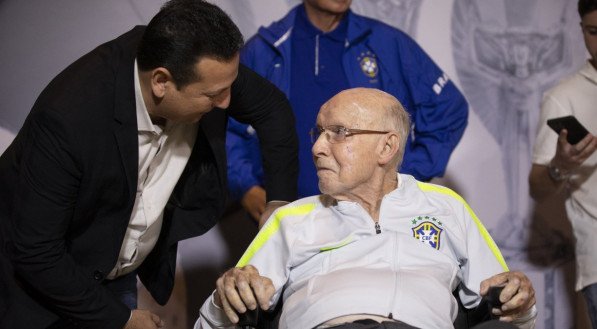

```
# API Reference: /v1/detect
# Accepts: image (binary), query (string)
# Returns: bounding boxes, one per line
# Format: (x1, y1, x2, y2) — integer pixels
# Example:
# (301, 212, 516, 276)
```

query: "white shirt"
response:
(108, 61, 197, 279)
(532, 61, 597, 291)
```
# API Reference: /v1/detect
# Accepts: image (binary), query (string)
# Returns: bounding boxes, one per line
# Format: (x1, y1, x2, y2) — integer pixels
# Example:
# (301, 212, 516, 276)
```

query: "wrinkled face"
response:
(304, 0, 352, 15)
(312, 95, 384, 199)
(582, 10, 597, 66)
(159, 55, 239, 123)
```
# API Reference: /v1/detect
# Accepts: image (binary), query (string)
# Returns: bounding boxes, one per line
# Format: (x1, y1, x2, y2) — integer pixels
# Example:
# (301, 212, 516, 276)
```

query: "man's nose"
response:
(312, 132, 328, 157)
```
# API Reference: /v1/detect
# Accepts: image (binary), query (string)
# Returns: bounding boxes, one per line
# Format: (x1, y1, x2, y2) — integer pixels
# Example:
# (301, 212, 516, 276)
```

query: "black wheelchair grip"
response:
(237, 307, 260, 329)
(485, 285, 505, 309)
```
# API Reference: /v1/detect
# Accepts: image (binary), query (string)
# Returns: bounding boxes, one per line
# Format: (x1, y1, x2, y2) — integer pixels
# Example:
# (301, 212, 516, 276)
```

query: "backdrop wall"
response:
(0, 1, 589, 328)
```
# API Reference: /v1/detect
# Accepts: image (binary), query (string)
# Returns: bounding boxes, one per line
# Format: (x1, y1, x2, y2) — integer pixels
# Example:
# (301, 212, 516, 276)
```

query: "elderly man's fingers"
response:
(496, 271, 535, 321)
(218, 288, 240, 324)
(237, 277, 258, 311)
(214, 265, 271, 322)
(481, 270, 536, 321)
(479, 273, 508, 295)
(227, 269, 255, 312)
(251, 276, 276, 310)
(216, 270, 246, 317)
(499, 278, 520, 302)
(501, 286, 527, 311)
(503, 289, 536, 313)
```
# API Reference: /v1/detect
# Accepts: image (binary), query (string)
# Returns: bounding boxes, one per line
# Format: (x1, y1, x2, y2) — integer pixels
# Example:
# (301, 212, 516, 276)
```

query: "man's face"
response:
(312, 94, 383, 199)
(581, 10, 597, 66)
(159, 55, 239, 123)
(304, 0, 352, 16)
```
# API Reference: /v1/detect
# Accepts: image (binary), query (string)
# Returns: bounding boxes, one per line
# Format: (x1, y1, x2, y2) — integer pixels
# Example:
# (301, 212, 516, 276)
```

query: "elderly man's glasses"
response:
(309, 125, 390, 144)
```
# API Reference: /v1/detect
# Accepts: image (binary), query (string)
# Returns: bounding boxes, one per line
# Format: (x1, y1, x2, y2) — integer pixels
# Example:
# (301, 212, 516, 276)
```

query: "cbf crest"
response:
(411, 216, 443, 250)
(357, 51, 378, 79)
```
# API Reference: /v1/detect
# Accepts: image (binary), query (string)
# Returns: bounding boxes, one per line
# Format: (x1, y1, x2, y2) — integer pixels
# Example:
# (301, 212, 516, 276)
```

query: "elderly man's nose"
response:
(312, 134, 328, 156)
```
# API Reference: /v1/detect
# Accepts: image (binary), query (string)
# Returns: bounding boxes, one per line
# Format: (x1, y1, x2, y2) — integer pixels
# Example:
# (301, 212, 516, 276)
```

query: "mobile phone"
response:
(547, 115, 589, 145)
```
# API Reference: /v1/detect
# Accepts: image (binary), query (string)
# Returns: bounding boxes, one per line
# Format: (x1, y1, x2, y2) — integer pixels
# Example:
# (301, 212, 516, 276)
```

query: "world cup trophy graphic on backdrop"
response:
(452, 0, 585, 253)
(452, 1, 586, 326)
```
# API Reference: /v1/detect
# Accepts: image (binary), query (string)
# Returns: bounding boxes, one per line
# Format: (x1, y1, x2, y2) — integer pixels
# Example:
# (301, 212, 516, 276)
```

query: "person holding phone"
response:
(529, 0, 597, 327)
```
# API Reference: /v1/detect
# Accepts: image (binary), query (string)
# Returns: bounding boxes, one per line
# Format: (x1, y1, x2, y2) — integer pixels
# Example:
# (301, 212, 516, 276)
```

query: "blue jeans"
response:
(582, 283, 597, 329)
(103, 271, 138, 310)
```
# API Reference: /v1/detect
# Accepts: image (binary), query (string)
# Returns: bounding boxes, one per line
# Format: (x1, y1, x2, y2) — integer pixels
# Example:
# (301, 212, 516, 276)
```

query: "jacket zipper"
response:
(374, 221, 381, 234)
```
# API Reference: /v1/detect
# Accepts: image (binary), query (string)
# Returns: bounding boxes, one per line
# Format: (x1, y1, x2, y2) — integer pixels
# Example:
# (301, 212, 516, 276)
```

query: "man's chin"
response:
(182, 114, 204, 124)
(317, 181, 335, 196)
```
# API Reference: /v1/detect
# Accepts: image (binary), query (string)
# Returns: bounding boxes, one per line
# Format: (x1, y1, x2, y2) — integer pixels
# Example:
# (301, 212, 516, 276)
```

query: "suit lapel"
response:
(199, 110, 227, 190)
(112, 40, 139, 201)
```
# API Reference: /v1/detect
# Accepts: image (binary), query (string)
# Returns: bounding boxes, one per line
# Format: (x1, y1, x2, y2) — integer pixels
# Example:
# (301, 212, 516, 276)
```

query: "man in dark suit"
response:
(0, 1, 298, 328)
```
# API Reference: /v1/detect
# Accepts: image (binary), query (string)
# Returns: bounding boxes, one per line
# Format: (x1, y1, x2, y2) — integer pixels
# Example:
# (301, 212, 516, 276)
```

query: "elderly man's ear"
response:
(377, 133, 400, 165)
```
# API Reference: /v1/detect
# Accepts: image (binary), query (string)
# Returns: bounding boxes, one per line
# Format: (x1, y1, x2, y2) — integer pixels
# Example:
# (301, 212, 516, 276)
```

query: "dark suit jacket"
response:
(0, 26, 298, 329)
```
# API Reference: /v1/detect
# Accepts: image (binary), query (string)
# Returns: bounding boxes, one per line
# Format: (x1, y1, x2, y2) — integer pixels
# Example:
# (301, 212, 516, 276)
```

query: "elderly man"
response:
(196, 88, 536, 329)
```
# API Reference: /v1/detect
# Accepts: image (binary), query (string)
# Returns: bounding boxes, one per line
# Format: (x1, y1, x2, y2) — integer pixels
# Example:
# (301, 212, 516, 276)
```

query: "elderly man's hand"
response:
(215, 265, 275, 324)
(480, 271, 536, 322)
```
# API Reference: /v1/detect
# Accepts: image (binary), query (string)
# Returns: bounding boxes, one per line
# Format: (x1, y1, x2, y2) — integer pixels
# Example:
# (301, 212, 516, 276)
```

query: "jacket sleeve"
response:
(454, 200, 538, 328)
(226, 118, 263, 202)
(227, 64, 298, 202)
(196, 206, 295, 329)
(7, 108, 130, 328)
(454, 198, 508, 309)
(239, 33, 273, 75)
(396, 34, 469, 181)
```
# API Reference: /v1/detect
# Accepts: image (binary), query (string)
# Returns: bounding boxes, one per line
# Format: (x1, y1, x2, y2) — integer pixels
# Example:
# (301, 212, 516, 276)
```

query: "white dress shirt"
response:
(108, 60, 198, 279)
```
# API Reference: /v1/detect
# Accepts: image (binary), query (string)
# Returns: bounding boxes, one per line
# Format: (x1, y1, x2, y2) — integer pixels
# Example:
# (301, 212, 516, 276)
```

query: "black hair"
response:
(579, 0, 597, 18)
(137, 0, 244, 87)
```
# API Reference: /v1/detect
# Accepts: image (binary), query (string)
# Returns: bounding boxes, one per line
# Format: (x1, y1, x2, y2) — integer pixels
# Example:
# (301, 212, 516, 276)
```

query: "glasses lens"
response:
(310, 126, 351, 143)
(329, 126, 346, 143)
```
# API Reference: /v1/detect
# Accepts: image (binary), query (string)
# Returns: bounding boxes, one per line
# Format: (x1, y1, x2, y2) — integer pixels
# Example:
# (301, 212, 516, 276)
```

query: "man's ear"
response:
(378, 133, 400, 165)
(150, 67, 173, 99)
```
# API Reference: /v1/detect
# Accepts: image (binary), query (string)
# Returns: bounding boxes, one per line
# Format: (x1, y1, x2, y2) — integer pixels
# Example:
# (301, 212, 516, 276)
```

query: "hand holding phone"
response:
(547, 115, 589, 145)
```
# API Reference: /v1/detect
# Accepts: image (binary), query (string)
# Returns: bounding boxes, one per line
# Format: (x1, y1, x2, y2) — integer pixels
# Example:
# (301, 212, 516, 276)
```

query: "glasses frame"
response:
(309, 125, 390, 144)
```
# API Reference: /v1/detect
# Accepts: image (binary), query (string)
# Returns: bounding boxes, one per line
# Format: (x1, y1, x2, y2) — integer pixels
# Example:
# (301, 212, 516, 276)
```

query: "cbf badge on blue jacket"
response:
(357, 51, 380, 82)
